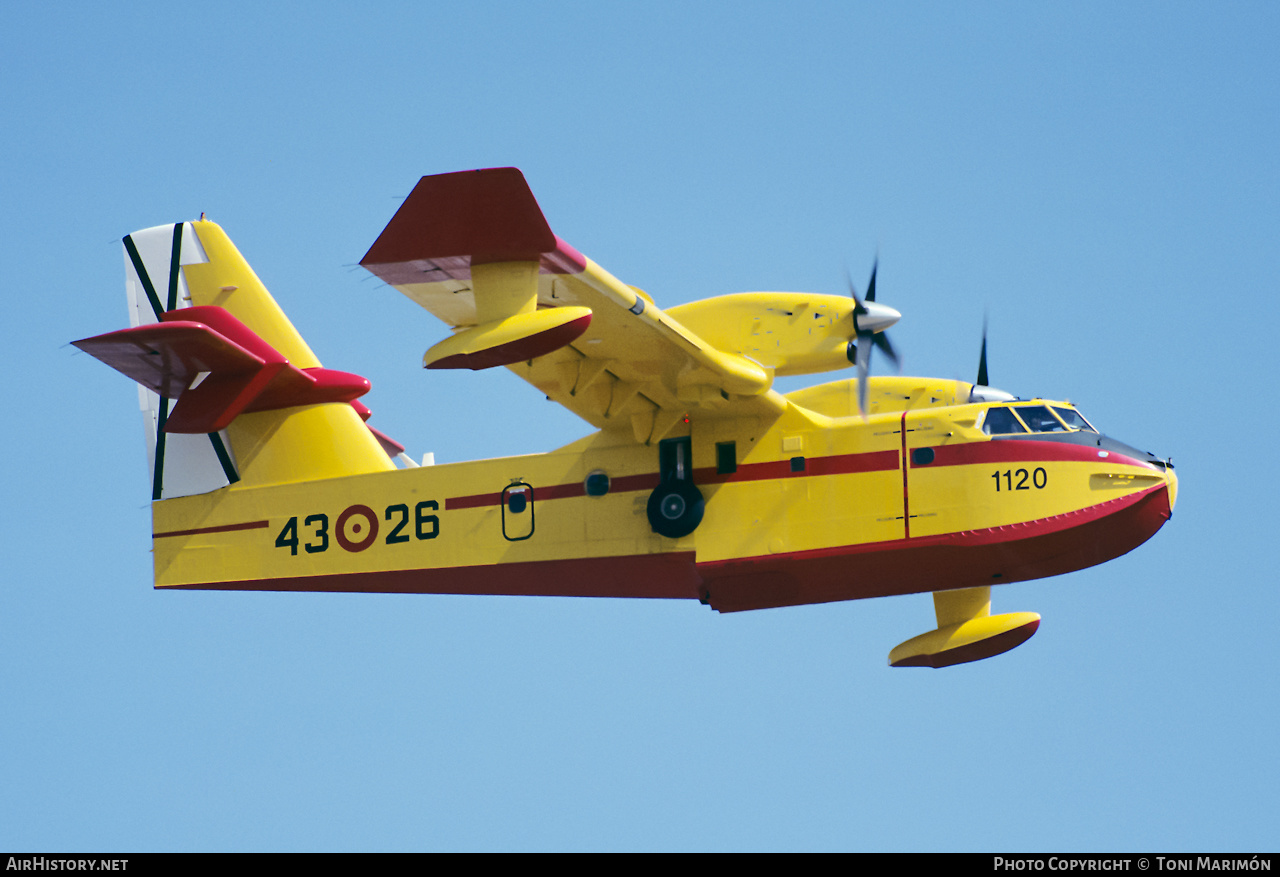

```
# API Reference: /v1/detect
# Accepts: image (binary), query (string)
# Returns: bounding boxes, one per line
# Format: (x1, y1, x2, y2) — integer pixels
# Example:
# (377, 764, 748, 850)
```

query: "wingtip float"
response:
(76, 168, 1178, 667)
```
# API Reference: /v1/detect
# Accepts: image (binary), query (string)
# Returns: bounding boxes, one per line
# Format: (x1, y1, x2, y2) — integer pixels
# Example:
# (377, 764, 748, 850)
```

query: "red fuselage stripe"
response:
(154, 520, 270, 539)
(444, 449, 899, 509)
(447, 440, 1137, 510)
(928, 439, 1149, 468)
(159, 437, 1156, 536)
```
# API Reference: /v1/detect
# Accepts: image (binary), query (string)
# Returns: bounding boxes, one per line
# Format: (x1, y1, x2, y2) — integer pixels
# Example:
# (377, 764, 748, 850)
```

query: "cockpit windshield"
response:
(1013, 405, 1068, 433)
(1052, 406, 1097, 432)
(981, 403, 1099, 436)
(981, 408, 1028, 435)
(983, 399, 1095, 435)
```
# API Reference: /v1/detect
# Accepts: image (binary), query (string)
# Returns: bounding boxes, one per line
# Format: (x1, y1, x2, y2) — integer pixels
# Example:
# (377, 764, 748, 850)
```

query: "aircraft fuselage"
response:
(152, 377, 1176, 613)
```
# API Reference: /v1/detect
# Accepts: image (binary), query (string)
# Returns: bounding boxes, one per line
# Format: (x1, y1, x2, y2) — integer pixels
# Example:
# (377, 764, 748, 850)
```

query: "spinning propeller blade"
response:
(966, 313, 1015, 403)
(845, 259, 900, 416)
(976, 315, 989, 387)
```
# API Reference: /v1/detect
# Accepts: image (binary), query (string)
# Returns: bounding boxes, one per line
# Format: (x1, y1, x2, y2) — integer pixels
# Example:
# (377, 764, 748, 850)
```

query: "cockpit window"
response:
(981, 407, 1028, 435)
(1052, 406, 1097, 432)
(1014, 405, 1068, 433)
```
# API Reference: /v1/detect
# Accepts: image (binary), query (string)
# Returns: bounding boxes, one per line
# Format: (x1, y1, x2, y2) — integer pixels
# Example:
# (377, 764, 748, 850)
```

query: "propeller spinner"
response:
(845, 260, 901, 415)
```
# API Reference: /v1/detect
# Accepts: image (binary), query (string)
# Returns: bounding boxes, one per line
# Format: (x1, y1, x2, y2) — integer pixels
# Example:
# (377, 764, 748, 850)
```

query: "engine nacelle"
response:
(666, 292, 899, 377)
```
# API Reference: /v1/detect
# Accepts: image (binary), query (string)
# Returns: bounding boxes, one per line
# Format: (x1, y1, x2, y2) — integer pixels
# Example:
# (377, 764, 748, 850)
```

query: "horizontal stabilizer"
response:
(74, 319, 267, 400)
(74, 305, 370, 434)
(367, 425, 406, 457)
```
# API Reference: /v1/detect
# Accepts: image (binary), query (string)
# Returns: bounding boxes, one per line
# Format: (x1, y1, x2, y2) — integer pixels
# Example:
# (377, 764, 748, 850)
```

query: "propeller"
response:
(976, 314, 989, 388)
(845, 259, 901, 416)
(967, 314, 1016, 403)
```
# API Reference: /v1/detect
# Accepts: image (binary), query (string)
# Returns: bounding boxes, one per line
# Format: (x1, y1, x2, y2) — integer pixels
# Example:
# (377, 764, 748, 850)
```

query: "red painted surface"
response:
(692, 449, 899, 486)
(442, 449, 897, 511)
(367, 425, 406, 457)
(699, 483, 1172, 612)
(159, 483, 1171, 614)
(439, 436, 1139, 514)
(153, 520, 270, 539)
(73, 307, 372, 433)
(73, 320, 266, 400)
(360, 168, 587, 285)
(335, 505, 379, 552)
(544, 236, 587, 274)
(166, 551, 704, 601)
(174, 306, 283, 363)
(928, 439, 1150, 469)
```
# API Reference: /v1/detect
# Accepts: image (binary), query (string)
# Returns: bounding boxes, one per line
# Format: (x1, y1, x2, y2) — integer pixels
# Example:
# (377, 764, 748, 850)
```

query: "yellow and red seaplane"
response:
(74, 168, 1177, 667)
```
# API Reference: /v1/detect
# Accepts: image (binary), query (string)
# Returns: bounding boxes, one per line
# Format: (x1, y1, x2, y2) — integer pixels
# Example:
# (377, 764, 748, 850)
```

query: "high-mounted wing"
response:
(360, 168, 786, 444)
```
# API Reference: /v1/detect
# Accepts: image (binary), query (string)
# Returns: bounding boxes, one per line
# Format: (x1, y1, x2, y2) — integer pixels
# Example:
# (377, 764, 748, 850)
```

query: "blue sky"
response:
(3, 1, 1277, 851)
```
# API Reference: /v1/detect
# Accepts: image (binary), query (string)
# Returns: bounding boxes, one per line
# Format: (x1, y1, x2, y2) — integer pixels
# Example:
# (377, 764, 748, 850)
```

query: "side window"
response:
(981, 408, 1027, 435)
(716, 442, 737, 475)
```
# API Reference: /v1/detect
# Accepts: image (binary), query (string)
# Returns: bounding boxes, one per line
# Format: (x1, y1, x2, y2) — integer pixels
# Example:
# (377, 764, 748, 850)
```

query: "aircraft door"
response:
(502, 480, 535, 541)
(902, 412, 950, 539)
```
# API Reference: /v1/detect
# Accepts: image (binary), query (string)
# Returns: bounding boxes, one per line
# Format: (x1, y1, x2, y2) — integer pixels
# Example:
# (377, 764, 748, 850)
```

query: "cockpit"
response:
(980, 404, 1098, 436)
(976, 400, 1173, 473)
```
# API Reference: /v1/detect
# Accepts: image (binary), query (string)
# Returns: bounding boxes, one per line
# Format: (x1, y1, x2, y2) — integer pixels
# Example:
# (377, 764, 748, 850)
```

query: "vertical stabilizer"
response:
(104, 221, 395, 499)
(181, 221, 320, 367)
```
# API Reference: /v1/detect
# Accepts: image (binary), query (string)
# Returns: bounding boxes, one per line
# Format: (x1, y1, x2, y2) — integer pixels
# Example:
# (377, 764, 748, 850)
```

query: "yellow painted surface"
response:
(934, 587, 992, 627)
(226, 403, 395, 489)
(667, 292, 856, 376)
(152, 228, 1178, 593)
(888, 612, 1042, 666)
(106, 199, 1174, 676)
(178, 221, 397, 491)
(154, 379, 1176, 590)
(787, 376, 972, 418)
(183, 221, 320, 369)
(470, 261, 540, 324)
(154, 441, 664, 587)
(423, 306, 592, 366)
(400, 255, 776, 432)
(80, 186, 1181, 666)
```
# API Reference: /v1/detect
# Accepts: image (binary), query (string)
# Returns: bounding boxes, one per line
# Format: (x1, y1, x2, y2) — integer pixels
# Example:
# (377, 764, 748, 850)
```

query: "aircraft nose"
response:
(1088, 432, 1177, 514)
